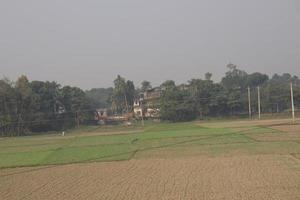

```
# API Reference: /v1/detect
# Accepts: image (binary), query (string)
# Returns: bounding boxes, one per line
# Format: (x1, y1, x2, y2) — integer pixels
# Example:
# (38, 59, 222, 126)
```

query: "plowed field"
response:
(1, 155, 299, 200)
(1, 119, 299, 200)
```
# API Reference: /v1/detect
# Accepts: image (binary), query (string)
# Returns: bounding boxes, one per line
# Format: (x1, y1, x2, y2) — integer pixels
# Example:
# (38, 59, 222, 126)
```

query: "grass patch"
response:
(0, 121, 299, 168)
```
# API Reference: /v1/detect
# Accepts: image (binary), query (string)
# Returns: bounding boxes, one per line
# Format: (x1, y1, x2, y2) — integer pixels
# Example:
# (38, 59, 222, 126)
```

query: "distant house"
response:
(95, 108, 108, 119)
(142, 87, 162, 100)
(95, 108, 133, 125)
(134, 87, 162, 118)
(133, 100, 143, 117)
(94, 108, 109, 124)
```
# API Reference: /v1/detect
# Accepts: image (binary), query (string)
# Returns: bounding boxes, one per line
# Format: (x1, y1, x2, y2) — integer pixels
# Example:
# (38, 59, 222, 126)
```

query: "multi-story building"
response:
(134, 87, 162, 118)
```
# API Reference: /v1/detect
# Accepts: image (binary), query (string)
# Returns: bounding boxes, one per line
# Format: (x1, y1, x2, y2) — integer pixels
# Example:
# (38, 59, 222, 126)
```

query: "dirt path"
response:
(200, 118, 300, 128)
(1, 155, 299, 200)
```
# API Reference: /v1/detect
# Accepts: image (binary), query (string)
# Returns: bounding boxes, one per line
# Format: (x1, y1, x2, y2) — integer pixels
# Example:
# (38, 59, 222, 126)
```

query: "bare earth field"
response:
(0, 119, 299, 200)
(0, 155, 299, 200)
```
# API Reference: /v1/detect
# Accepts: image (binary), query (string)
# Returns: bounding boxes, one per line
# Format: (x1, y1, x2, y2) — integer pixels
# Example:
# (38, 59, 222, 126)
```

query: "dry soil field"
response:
(0, 119, 299, 200)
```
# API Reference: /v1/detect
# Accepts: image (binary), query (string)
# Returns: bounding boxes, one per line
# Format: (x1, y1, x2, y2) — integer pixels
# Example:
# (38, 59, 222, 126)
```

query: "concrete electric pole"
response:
(257, 86, 261, 120)
(290, 83, 295, 123)
(248, 87, 252, 119)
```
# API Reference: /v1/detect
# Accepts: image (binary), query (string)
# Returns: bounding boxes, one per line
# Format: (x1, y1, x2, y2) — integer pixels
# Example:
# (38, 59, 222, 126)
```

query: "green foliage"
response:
(126, 80, 135, 109)
(141, 80, 152, 92)
(157, 64, 299, 121)
(1, 64, 300, 136)
(160, 82, 197, 122)
(111, 75, 135, 114)
(0, 76, 92, 136)
(222, 63, 248, 89)
(85, 87, 113, 109)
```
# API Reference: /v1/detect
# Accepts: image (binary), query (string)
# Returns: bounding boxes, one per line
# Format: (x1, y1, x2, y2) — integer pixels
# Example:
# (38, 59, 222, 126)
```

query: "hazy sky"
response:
(1, 0, 299, 89)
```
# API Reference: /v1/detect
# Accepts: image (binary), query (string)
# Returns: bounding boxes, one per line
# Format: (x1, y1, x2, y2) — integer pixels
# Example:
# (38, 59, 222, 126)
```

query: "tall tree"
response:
(161, 80, 176, 90)
(30, 81, 61, 131)
(188, 79, 211, 118)
(15, 75, 37, 135)
(141, 81, 152, 92)
(111, 75, 135, 114)
(222, 63, 248, 89)
(85, 88, 113, 109)
(60, 86, 88, 128)
(160, 81, 197, 122)
(0, 78, 16, 136)
(205, 72, 212, 81)
(126, 80, 135, 111)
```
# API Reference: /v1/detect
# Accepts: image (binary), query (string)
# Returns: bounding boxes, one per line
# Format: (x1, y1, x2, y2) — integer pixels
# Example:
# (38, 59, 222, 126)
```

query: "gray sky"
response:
(1, 0, 299, 89)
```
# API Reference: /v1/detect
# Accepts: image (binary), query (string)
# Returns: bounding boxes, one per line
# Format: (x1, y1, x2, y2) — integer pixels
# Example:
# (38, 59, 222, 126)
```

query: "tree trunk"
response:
(124, 94, 129, 113)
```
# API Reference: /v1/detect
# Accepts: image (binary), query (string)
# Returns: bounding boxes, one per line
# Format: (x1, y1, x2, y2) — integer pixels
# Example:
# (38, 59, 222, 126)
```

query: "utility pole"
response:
(248, 86, 252, 119)
(257, 86, 261, 120)
(290, 83, 295, 123)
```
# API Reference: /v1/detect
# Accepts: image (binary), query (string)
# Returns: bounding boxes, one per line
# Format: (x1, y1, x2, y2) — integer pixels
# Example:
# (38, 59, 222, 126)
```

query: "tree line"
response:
(105, 64, 300, 122)
(159, 64, 300, 122)
(0, 76, 92, 136)
(1, 64, 300, 136)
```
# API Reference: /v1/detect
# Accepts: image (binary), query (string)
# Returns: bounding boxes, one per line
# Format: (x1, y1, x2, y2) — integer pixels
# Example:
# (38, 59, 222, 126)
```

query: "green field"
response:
(0, 120, 299, 168)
